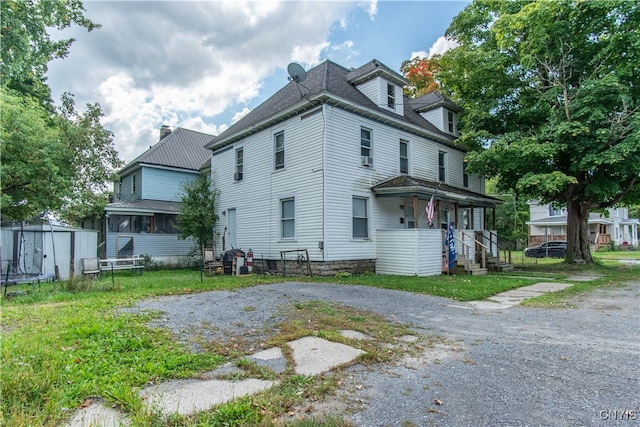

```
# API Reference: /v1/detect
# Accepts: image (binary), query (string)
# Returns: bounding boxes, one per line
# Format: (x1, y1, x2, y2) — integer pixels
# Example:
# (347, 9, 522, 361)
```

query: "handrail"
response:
(486, 230, 512, 265)
(460, 230, 487, 270)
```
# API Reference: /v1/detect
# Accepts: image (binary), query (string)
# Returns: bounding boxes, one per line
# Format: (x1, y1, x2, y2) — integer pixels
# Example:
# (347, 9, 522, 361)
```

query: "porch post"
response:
(412, 195, 419, 228)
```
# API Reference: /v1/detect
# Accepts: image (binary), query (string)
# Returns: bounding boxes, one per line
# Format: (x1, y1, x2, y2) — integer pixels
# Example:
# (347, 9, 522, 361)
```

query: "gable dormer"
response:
(347, 59, 407, 116)
(412, 92, 462, 136)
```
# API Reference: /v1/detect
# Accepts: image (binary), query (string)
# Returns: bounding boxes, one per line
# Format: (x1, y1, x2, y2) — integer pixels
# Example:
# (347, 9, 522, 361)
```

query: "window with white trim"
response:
(447, 110, 455, 133)
(280, 198, 295, 239)
(360, 127, 372, 158)
(235, 147, 243, 181)
(274, 131, 285, 170)
(438, 151, 446, 182)
(399, 139, 409, 174)
(387, 83, 395, 109)
(131, 174, 136, 193)
(352, 196, 369, 239)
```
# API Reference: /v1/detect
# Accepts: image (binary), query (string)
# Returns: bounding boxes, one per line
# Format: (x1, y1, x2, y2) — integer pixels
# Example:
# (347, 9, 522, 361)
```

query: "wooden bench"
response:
(100, 257, 144, 274)
(82, 257, 145, 277)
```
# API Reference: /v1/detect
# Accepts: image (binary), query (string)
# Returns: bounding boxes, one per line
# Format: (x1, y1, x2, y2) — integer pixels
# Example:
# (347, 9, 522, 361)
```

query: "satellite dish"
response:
(287, 62, 307, 83)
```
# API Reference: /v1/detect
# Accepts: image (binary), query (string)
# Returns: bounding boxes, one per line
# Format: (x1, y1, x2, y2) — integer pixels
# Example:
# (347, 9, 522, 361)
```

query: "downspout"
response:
(321, 104, 327, 262)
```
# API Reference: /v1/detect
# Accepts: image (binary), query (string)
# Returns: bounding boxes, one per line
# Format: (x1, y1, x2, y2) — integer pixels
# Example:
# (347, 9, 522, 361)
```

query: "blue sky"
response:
(46, 1, 469, 163)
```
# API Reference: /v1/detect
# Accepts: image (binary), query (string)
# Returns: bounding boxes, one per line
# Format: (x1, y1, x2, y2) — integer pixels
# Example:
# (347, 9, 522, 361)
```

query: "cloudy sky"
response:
(46, 0, 468, 163)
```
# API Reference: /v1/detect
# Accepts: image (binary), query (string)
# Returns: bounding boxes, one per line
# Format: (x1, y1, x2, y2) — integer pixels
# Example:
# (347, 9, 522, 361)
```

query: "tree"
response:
(1, 0, 122, 223)
(56, 93, 123, 223)
(485, 178, 529, 247)
(1, 0, 99, 104)
(436, 0, 640, 263)
(400, 57, 440, 98)
(1, 87, 69, 220)
(176, 172, 218, 251)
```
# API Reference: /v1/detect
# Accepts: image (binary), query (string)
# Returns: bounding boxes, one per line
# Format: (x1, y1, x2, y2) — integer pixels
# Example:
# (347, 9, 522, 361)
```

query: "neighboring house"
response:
(205, 59, 502, 276)
(527, 201, 639, 248)
(104, 126, 214, 260)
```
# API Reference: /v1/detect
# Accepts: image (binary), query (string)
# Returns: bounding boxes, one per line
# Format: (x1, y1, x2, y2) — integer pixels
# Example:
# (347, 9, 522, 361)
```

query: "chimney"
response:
(160, 125, 172, 140)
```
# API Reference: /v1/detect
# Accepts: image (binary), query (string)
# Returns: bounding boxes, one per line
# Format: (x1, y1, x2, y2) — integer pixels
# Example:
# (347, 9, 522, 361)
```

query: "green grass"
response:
(1, 258, 638, 426)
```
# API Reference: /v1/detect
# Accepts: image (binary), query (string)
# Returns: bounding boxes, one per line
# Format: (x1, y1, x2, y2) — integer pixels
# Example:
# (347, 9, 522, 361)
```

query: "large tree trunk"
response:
(566, 199, 593, 263)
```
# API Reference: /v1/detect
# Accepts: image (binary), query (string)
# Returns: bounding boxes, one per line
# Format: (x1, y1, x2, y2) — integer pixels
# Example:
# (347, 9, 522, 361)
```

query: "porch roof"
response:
(526, 216, 613, 226)
(105, 199, 180, 215)
(371, 175, 503, 208)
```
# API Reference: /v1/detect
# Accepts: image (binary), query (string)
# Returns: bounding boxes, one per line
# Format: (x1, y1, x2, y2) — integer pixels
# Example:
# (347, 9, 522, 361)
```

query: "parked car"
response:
(524, 241, 567, 258)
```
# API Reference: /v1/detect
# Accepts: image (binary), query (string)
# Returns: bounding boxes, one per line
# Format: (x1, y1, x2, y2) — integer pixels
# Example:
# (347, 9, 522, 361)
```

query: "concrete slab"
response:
(288, 336, 366, 376)
(340, 329, 370, 340)
(251, 347, 283, 360)
(520, 282, 574, 292)
(566, 274, 602, 281)
(65, 401, 130, 427)
(467, 300, 508, 310)
(140, 378, 275, 416)
(249, 347, 287, 374)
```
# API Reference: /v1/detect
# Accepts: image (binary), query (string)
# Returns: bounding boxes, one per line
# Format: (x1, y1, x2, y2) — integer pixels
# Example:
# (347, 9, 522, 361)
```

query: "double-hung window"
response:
(399, 139, 409, 174)
(387, 83, 395, 109)
(235, 148, 243, 181)
(447, 110, 455, 133)
(361, 127, 372, 158)
(131, 174, 136, 194)
(280, 198, 295, 239)
(352, 197, 369, 239)
(438, 151, 446, 182)
(274, 131, 285, 170)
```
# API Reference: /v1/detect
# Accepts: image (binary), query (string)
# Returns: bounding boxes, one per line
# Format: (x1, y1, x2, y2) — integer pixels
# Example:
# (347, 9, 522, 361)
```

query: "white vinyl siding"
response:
(355, 77, 404, 115)
(211, 112, 324, 259)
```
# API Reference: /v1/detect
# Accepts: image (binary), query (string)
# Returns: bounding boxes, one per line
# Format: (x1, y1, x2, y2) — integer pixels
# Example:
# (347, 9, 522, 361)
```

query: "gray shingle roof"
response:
(120, 127, 214, 175)
(206, 59, 457, 150)
(410, 91, 462, 113)
(372, 175, 503, 207)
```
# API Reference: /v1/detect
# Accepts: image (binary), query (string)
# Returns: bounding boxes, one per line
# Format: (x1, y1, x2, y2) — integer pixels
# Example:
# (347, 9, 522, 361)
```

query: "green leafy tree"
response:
(1, 0, 99, 104)
(1, 0, 122, 223)
(1, 87, 69, 220)
(56, 93, 123, 223)
(176, 172, 218, 250)
(485, 178, 529, 246)
(436, 0, 640, 263)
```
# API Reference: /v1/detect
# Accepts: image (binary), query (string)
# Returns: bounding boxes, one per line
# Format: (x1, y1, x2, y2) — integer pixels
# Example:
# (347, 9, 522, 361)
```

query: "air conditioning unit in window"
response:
(234, 172, 243, 181)
(361, 156, 374, 166)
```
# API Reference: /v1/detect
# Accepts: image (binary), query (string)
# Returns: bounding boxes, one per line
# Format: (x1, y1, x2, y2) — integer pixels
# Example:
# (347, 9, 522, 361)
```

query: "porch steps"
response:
(455, 256, 488, 276)
(487, 256, 514, 272)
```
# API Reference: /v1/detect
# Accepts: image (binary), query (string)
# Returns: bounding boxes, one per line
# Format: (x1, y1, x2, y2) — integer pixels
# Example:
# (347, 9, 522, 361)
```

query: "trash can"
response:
(222, 249, 245, 275)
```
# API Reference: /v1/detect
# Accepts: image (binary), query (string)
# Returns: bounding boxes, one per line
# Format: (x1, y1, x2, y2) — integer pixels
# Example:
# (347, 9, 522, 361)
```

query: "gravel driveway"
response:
(129, 281, 640, 426)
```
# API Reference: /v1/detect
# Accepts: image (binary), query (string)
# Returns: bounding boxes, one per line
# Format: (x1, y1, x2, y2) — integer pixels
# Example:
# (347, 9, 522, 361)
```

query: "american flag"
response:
(426, 195, 435, 226)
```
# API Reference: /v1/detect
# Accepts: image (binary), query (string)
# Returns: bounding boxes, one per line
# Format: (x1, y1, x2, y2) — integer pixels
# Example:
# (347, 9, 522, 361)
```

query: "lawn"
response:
(1, 258, 638, 426)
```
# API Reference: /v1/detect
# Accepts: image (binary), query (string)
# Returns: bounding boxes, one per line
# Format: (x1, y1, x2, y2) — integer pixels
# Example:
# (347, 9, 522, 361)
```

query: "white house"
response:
(206, 59, 502, 276)
(527, 201, 639, 248)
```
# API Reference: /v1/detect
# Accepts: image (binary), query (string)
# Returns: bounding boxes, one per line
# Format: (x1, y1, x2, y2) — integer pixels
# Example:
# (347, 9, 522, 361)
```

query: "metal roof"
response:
(104, 199, 181, 215)
(120, 127, 214, 175)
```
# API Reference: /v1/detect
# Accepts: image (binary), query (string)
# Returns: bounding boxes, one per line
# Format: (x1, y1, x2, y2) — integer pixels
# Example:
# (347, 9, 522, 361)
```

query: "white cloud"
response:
(46, 1, 355, 163)
(231, 107, 252, 124)
(366, 0, 378, 20)
(410, 50, 428, 60)
(428, 36, 459, 57)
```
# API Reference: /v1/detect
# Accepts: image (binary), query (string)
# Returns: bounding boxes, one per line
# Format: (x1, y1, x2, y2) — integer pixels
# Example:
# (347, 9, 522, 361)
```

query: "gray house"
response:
(104, 126, 213, 261)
